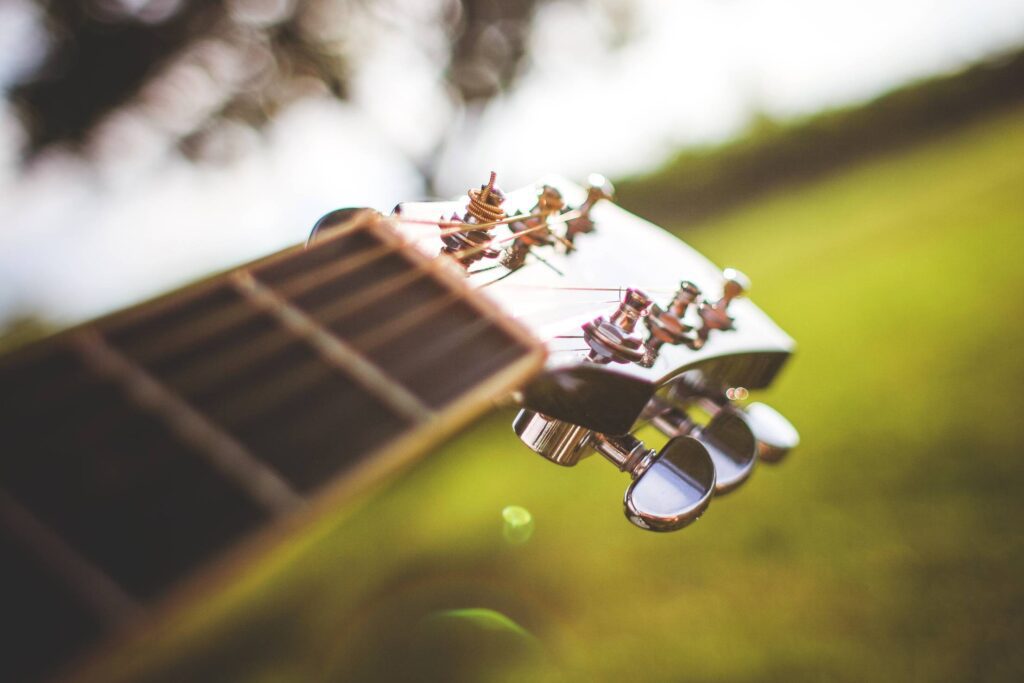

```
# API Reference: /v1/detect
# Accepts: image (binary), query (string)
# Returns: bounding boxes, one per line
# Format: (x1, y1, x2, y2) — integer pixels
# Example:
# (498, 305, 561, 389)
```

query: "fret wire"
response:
(72, 330, 304, 516)
(0, 489, 143, 626)
(175, 295, 469, 433)
(112, 204, 598, 371)
(69, 246, 590, 442)
(168, 321, 296, 397)
(124, 241, 396, 365)
(113, 212, 586, 375)
(167, 265, 432, 399)
(231, 271, 434, 424)
(69, 215, 552, 449)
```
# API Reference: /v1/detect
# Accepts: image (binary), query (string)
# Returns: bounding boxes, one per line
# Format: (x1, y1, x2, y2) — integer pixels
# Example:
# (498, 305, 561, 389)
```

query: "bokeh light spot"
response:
(501, 505, 534, 544)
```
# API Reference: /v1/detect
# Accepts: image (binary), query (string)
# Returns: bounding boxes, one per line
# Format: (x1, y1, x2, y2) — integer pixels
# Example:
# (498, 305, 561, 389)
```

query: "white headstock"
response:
(393, 174, 799, 531)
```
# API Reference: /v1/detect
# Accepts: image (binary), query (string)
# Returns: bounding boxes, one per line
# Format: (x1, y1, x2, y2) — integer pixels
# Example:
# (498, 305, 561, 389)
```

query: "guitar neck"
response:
(0, 211, 544, 681)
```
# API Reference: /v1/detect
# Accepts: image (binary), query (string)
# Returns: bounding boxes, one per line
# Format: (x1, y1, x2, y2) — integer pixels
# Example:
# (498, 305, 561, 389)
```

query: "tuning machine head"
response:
(618, 436, 716, 531)
(583, 288, 652, 364)
(642, 280, 703, 365)
(564, 173, 615, 248)
(738, 402, 800, 463)
(513, 409, 716, 531)
(669, 382, 799, 465)
(648, 400, 758, 494)
(699, 267, 750, 333)
(585, 173, 615, 203)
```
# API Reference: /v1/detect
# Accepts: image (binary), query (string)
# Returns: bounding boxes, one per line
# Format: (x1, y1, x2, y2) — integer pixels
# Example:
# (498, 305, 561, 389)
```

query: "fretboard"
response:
(0, 211, 544, 681)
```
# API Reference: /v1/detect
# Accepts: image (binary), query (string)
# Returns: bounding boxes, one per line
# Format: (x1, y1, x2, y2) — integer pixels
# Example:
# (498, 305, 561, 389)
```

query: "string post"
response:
(582, 288, 651, 365)
(641, 281, 703, 366)
(440, 172, 508, 267)
(465, 171, 507, 225)
(500, 184, 564, 271)
(565, 173, 615, 249)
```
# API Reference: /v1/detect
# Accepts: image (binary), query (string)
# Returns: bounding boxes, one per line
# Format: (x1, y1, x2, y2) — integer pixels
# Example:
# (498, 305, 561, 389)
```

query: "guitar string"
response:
(104, 268, 599, 433)
(101, 211, 667, 434)
(123, 213, 606, 367)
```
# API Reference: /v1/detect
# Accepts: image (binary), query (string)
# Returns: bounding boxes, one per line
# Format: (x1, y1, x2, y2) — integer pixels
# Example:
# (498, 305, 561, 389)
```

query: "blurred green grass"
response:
(112, 106, 1024, 682)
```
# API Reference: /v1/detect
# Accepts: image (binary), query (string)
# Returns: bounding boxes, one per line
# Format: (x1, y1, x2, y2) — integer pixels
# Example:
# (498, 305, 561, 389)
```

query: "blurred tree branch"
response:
(10, 0, 630, 189)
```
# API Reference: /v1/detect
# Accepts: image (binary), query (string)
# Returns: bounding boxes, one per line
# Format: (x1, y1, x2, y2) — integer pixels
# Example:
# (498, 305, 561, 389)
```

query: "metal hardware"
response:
(564, 173, 614, 248)
(741, 403, 800, 463)
(697, 268, 750, 341)
(583, 288, 652, 364)
(602, 434, 716, 532)
(512, 409, 592, 467)
(671, 382, 800, 464)
(697, 398, 799, 464)
(513, 407, 716, 532)
(501, 185, 564, 270)
(441, 171, 506, 267)
(642, 280, 703, 366)
(647, 397, 758, 495)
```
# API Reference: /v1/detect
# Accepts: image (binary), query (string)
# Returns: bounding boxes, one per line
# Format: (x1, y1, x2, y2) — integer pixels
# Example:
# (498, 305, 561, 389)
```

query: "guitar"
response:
(0, 173, 798, 681)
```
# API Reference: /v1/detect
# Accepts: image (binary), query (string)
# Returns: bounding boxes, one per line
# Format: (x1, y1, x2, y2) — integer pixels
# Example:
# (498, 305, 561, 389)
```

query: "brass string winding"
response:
(465, 171, 507, 224)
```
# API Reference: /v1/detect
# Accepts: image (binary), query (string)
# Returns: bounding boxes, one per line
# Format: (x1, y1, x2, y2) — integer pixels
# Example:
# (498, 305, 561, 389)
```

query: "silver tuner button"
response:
(740, 402, 800, 464)
(673, 384, 800, 465)
(512, 409, 592, 466)
(614, 436, 716, 532)
(583, 288, 652, 364)
(699, 267, 750, 333)
(649, 402, 758, 495)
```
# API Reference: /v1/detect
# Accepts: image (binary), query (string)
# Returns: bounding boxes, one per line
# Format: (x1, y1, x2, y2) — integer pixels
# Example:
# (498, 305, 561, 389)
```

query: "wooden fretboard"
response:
(0, 212, 543, 681)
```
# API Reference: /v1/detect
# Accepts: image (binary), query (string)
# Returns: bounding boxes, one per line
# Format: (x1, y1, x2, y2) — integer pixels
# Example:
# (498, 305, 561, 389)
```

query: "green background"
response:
(101, 106, 1024, 682)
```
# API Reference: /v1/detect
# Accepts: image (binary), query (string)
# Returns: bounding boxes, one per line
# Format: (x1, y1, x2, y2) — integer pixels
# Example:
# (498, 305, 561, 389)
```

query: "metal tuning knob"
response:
(741, 403, 800, 463)
(697, 268, 750, 341)
(583, 288, 652, 364)
(593, 433, 716, 531)
(642, 280, 703, 366)
(672, 384, 800, 464)
(564, 173, 615, 248)
(647, 397, 758, 494)
(512, 410, 716, 531)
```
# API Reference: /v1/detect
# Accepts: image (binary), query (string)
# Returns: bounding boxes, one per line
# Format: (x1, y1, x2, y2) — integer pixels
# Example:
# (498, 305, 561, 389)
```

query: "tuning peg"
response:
(512, 409, 715, 531)
(585, 173, 615, 202)
(670, 384, 799, 464)
(564, 173, 615, 248)
(592, 433, 716, 531)
(733, 402, 799, 464)
(642, 281, 703, 365)
(583, 288, 651, 364)
(647, 399, 757, 494)
(698, 267, 750, 336)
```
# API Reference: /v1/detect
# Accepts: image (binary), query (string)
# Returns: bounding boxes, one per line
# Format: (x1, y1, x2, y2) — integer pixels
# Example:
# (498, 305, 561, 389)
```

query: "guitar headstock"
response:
(373, 173, 798, 531)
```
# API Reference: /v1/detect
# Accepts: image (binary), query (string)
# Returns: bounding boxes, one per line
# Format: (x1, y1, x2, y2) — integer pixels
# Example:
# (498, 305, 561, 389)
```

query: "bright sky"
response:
(0, 0, 1022, 324)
